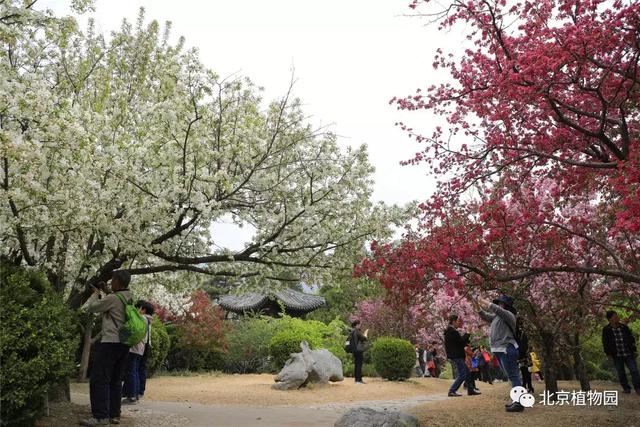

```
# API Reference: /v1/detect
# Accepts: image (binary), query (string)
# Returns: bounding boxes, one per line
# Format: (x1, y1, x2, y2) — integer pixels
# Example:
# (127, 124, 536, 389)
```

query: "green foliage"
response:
(268, 316, 350, 371)
(224, 315, 352, 374)
(370, 337, 415, 381)
(160, 313, 353, 374)
(585, 360, 616, 382)
(343, 361, 377, 378)
(0, 264, 78, 427)
(165, 324, 225, 372)
(269, 330, 321, 370)
(224, 316, 279, 374)
(147, 315, 170, 376)
(307, 278, 383, 324)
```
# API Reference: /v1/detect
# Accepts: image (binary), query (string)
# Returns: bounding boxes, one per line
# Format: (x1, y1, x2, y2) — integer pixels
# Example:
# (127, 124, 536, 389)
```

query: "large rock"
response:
(307, 347, 344, 383)
(272, 341, 343, 390)
(334, 407, 420, 427)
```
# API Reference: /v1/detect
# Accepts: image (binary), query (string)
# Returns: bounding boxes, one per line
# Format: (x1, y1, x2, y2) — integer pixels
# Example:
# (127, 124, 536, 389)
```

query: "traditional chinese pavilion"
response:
(218, 288, 326, 318)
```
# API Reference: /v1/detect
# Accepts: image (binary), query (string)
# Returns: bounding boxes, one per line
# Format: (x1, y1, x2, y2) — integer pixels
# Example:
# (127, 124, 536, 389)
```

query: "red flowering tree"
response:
(358, 0, 639, 397)
(392, 0, 640, 286)
(176, 290, 227, 350)
(154, 290, 227, 370)
(352, 286, 484, 355)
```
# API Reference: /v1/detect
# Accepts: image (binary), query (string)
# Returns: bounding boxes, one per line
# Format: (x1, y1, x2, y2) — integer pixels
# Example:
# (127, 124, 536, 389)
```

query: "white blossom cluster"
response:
(0, 2, 410, 307)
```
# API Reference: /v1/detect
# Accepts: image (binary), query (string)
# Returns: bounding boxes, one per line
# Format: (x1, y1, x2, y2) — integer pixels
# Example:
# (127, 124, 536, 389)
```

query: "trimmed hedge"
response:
(370, 337, 415, 381)
(147, 315, 170, 376)
(269, 330, 321, 370)
(0, 264, 77, 426)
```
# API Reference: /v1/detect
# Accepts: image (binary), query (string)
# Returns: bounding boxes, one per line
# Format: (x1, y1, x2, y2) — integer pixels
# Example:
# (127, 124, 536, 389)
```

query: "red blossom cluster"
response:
(152, 290, 227, 350)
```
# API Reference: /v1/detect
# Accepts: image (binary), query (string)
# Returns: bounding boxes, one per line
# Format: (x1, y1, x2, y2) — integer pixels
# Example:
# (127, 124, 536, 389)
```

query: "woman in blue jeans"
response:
(476, 295, 524, 412)
(122, 303, 150, 403)
(444, 314, 480, 397)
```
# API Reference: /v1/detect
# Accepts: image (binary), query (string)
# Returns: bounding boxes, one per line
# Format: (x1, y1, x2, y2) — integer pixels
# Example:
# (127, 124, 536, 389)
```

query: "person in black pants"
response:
(81, 270, 133, 426)
(602, 311, 640, 394)
(350, 320, 368, 384)
(444, 314, 480, 397)
(520, 357, 534, 393)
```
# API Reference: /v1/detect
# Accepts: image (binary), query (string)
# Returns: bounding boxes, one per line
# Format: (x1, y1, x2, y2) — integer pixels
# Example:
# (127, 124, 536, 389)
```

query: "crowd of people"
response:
(443, 295, 544, 412)
(441, 294, 639, 414)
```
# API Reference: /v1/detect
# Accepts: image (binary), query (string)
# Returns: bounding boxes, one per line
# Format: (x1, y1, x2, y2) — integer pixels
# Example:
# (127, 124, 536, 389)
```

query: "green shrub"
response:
(165, 324, 225, 372)
(585, 360, 616, 382)
(269, 329, 321, 370)
(0, 264, 78, 426)
(343, 361, 377, 378)
(223, 316, 352, 374)
(224, 316, 279, 373)
(266, 316, 353, 371)
(147, 315, 171, 376)
(370, 337, 415, 381)
(260, 316, 351, 371)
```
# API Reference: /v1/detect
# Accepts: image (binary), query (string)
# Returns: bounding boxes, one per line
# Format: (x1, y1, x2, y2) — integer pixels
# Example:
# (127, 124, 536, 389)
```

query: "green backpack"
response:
(114, 293, 147, 347)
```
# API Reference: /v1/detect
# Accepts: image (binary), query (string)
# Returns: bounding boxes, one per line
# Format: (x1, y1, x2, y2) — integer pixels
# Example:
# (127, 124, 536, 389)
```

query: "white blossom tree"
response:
(1, 1, 407, 309)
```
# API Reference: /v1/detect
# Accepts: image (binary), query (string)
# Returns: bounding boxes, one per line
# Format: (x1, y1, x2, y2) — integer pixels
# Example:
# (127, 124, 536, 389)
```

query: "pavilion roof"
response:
(218, 288, 326, 314)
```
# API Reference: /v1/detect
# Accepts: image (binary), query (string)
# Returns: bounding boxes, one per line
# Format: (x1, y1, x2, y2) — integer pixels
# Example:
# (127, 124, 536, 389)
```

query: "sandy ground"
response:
(38, 375, 640, 427)
(54, 375, 449, 427)
(128, 374, 451, 406)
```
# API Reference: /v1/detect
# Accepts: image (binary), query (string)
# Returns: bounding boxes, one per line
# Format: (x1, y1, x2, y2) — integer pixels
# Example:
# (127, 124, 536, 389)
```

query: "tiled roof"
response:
(218, 288, 326, 314)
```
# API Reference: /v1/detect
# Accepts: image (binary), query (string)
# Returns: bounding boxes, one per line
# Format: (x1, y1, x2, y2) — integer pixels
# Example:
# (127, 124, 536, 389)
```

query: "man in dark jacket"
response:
(350, 320, 368, 384)
(602, 311, 640, 394)
(444, 314, 479, 397)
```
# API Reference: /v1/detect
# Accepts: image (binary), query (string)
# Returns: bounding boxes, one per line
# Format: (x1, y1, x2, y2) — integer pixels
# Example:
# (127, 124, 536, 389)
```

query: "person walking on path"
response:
(476, 295, 524, 412)
(81, 270, 133, 426)
(349, 320, 368, 384)
(602, 310, 640, 395)
(444, 314, 480, 397)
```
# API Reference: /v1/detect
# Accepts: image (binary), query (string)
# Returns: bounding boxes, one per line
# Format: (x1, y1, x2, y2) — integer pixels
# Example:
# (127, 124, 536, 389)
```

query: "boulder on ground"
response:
(272, 341, 343, 390)
(334, 407, 420, 427)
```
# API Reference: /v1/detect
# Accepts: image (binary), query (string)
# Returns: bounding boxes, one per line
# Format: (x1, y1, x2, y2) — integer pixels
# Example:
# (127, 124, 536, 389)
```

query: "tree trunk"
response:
(540, 331, 558, 401)
(78, 316, 95, 382)
(572, 332, 590, 391)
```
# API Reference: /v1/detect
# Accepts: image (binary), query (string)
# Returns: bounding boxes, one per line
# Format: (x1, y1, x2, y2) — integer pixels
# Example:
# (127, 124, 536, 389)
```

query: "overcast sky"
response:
(42, 0, 461, 249)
